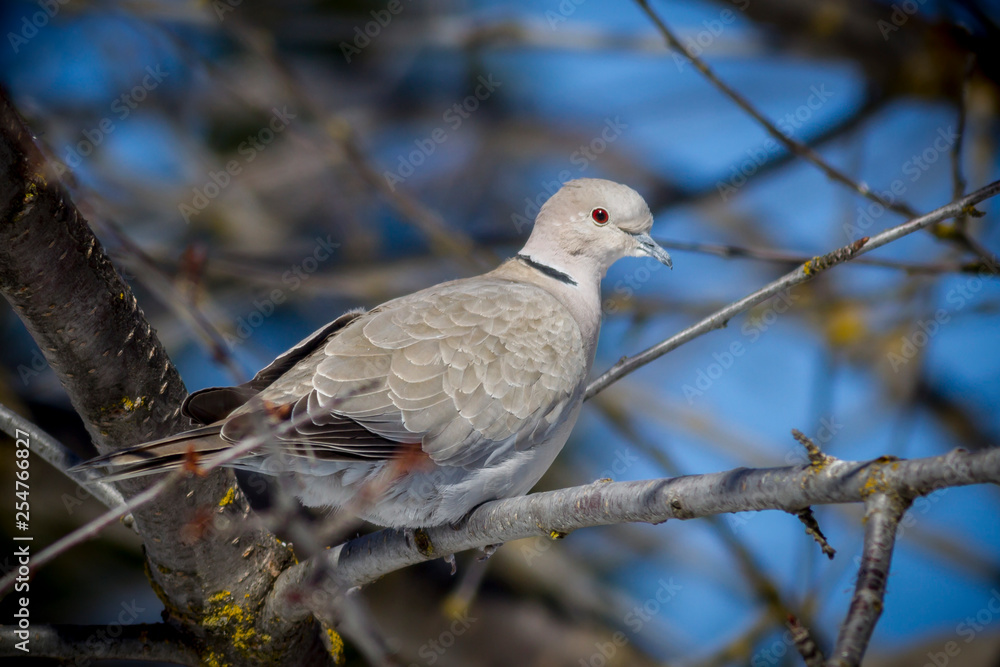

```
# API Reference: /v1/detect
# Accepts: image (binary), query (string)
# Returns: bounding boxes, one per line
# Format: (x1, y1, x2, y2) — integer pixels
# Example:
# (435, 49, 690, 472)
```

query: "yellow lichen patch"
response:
(218, 486, 237, 508)
(202, 590, 269, 657)
(273, 537, 298, 564)
(326, 627, 345, 664)
(23, 181, 39, 205)
(118, 396, 147, 413)
(860, 459, 897, 499)
(962, 204, 985, 218)
(802, 257, 819, 276)
(202, 650, 227, 667)
(802, 454, 831, 480)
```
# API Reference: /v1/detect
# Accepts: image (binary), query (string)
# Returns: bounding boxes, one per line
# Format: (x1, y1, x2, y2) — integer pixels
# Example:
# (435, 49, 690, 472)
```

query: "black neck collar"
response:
(515, 254, 577, 286)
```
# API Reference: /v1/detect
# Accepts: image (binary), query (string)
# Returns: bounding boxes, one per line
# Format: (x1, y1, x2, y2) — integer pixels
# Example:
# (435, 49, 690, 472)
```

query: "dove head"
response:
(519, 179, 672, 285)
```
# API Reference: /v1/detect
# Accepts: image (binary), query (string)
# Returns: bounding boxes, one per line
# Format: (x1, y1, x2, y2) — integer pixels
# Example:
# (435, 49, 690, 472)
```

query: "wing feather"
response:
(222, 279, 586, 467)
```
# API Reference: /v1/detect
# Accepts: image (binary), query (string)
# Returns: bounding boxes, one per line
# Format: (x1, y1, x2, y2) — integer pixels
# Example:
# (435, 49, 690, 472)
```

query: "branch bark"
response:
(827, 493, 909, 667)
(0, 623, 199, 664)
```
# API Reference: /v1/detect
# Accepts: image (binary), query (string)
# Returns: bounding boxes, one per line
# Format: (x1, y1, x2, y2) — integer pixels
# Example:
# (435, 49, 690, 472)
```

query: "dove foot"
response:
(477, 543, 501, 561)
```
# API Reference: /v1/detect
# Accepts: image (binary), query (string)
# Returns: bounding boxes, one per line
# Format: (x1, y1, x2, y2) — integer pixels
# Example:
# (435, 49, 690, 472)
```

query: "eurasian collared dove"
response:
(76, 178, 671, 528)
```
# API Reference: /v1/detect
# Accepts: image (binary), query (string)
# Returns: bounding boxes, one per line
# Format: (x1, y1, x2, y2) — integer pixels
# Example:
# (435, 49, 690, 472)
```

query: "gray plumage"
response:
(75, 178, 671, 528)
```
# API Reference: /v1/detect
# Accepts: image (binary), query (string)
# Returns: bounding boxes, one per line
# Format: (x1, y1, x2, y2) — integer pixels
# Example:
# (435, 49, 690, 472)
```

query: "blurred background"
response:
(1, 0, 999, 665)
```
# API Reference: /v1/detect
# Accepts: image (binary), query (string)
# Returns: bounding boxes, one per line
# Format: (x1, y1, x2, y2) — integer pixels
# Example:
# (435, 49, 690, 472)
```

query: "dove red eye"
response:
(591, 208, 609, 225)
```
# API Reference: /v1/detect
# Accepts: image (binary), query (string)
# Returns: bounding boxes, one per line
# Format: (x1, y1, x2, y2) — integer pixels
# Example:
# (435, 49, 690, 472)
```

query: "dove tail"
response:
(71, 425, 227, 482)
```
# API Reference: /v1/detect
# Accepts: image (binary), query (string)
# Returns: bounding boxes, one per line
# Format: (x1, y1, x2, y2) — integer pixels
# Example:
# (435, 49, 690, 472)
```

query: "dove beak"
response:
(630, 232, 673, 269)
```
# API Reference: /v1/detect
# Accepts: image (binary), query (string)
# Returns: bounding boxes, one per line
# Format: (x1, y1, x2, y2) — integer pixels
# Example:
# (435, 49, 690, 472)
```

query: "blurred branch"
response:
(828, 493, 909, 667)
(593, 395, 820, 638)
(0, 472, 175, 597)
(640, 0, 1000, 268)
(0, 393, 350, 597)
(224, 20, 497, 272)
(586, 178, 1000, 399)
(94, 216, 247, 383)
(0, 402, 130, 524)
(0, 623, 199, 664)
(636, 0, 919, 219)
(788, 614, 826, 667)
(725, 0, 997, 99)
(951, 55, 974, 202)
(645, 87, 886, 212)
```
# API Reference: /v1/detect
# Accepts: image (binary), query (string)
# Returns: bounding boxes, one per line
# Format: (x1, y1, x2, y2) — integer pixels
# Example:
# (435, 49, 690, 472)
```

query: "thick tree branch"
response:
(0, 92, 324, 664)
(0, 623, 199, 664)
(265, 447, 1000, 628)
(827, 493, 909, 667)
(586, 178, 1000, 399)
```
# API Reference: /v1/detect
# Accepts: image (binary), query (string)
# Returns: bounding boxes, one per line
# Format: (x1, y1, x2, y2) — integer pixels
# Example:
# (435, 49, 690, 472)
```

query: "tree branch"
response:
(634, 0, 919, 219)
(0, 623, 199, 665)
(0, 402, 126, 515)
(586, 178, 1000, 399)
(655, 237, 998, 275)
(265, 447, 1000, 628)
(827, 493, 909, 667)
(0, 91, 323, 664)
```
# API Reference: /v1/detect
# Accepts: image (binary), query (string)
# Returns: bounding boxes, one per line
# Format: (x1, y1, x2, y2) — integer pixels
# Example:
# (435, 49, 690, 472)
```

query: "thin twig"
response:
(634, 0, 919, 219)
(444, 557, 490, 619)
(594, 396, 813, 632)
(0, 474, 176, 596)
(826, 493, 909, 667)
(788, 614, 826, 667)
(637, 0, 1000, 271)
(224, 20, 496, 272)
(94, 215, 247, 383)
(951, 54, 973, 203)
(585, 178, 1000, 399)
(0, 402, 127, 516)
(334, 589, 401, 667)
(792, 429, 834, 467)
(655, 238, 997, 275)
(793, 508, 836, 560)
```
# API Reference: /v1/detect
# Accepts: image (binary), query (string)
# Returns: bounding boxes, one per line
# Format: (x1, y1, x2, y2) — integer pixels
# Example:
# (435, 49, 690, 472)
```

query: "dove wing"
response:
(224, 278, 586, 468)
